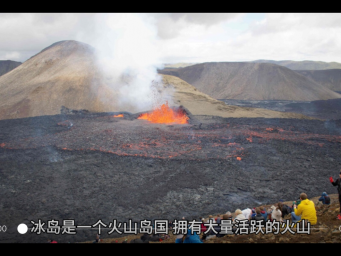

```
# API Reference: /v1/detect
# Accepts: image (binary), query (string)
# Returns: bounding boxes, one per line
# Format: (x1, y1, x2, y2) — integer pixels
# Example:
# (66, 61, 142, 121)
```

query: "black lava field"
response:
(1, 104, 341, 243)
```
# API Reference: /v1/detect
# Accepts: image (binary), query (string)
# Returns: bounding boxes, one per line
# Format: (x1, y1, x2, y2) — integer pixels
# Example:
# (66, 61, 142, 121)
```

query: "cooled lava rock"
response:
(0, 111, 341, 243)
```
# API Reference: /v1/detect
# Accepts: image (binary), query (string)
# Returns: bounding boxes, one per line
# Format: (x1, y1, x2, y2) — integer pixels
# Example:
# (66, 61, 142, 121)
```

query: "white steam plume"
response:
(78, 13, 167, 112)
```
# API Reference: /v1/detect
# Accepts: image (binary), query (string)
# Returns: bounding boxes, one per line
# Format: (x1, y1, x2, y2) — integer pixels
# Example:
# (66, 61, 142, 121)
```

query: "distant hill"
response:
(295, 69, 341, 91)
(158, 62, 341, 101)
(0, 40, 314, 121)
(252, 59, 341, 70)
(0, 60, 21, 76)
(163, 63, 198, 68)
(161, 74, 314, 120)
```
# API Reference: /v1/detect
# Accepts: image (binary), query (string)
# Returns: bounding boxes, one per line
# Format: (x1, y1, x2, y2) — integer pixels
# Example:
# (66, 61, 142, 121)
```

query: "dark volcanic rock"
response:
(0, 113, 341, 243)
(222, 98, 341, 121)
(60, 106, 90, 115)
(284, 98, 341, 120)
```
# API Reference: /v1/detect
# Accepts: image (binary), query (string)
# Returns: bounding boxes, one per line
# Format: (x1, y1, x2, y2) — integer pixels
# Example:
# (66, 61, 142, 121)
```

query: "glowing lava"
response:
(113, 114, 124, 118)
(138, 102, 189, 124)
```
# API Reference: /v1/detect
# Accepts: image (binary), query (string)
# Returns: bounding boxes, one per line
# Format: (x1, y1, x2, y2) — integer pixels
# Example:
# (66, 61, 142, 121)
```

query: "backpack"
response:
(324, 195, 330, 204)
(283, 204, 293, 214)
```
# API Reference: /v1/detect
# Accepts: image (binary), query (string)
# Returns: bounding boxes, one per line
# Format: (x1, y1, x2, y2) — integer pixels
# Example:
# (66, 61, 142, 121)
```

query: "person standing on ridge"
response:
(330, 170, 341, 219)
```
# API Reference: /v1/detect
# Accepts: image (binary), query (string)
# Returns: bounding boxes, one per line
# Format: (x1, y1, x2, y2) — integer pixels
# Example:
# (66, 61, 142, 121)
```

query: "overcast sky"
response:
(1, 13, 341, 64)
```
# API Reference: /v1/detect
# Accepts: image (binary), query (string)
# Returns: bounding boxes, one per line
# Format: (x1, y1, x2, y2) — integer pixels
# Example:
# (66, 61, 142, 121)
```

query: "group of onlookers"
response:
(88, 188, 334, 244)
(177, 190, 333, 243)
(174, 171, 341, 243)
(86, 190, 334, 244)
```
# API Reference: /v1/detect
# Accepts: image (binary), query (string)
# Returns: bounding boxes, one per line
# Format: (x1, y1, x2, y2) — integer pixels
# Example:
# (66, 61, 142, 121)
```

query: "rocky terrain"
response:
(0, 107, 341, 243)
(158, 62, 341, 101)
(1, 42, 341, 245)
(222, 98, 341, 121)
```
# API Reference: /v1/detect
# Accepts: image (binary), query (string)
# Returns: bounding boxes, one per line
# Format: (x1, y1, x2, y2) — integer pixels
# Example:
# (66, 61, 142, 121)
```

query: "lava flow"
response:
(138, 102, 189, 124)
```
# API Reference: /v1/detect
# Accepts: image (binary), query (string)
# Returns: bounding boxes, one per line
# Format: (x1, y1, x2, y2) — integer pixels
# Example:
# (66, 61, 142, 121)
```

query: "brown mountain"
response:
(161, 75, 313, 119)
(158, 62, 341, 101)
(0, 40, 124, 120)
(0, 60, 21, 77)
(0, 41, 316, 121)
(295, 69, 341, 92)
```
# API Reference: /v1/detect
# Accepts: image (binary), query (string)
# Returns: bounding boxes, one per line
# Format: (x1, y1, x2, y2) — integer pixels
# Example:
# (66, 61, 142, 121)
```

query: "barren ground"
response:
(0, 107, 340, 243)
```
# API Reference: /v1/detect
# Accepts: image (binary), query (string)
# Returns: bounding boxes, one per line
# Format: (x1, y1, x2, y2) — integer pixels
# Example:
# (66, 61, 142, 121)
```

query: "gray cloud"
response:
(251, 13, 341, 36)
(168, 13, 240, 25)
(0, 13, 95, 61)
(0, 13, 242, 61)
(151, 13, 241, 39)
(1, 13, 341, 64)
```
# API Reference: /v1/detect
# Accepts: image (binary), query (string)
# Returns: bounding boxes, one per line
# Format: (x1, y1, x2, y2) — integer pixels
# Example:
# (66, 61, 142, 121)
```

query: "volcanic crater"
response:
(1, 105, 341, 243)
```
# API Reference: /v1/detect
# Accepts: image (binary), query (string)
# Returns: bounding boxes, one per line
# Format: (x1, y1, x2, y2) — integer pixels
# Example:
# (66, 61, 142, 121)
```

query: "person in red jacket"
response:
(330, 170, 341, 219)
(200, 218, 207, 240)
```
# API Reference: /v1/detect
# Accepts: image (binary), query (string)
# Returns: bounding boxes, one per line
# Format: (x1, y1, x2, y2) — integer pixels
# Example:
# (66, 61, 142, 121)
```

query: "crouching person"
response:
(318, 192, 331, 205)
(291, 192, 317, 226)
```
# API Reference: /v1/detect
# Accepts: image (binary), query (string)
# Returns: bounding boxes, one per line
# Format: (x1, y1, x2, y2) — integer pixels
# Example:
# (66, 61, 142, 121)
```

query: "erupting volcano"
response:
(137, 102, 189, 124)
(2, 39, 341, 244)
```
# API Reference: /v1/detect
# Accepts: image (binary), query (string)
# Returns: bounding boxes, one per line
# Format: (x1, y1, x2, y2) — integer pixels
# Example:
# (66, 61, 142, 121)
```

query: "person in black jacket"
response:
(330, 170, 341, 219)
(278, 201, 292, 218)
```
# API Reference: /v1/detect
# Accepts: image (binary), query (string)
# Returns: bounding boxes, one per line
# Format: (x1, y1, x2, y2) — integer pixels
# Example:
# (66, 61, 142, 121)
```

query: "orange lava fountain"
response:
(138, 102, 189, 124)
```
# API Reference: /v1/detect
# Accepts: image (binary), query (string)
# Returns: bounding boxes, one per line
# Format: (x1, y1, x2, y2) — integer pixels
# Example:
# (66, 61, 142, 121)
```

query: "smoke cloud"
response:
(77, 13, 166, 113)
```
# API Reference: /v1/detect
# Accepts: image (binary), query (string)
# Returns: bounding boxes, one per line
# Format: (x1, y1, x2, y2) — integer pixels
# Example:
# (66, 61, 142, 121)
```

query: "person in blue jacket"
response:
(176, 228, 203, 243)
(183, 228, 203, 243)
(318, 192, 331, 205)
